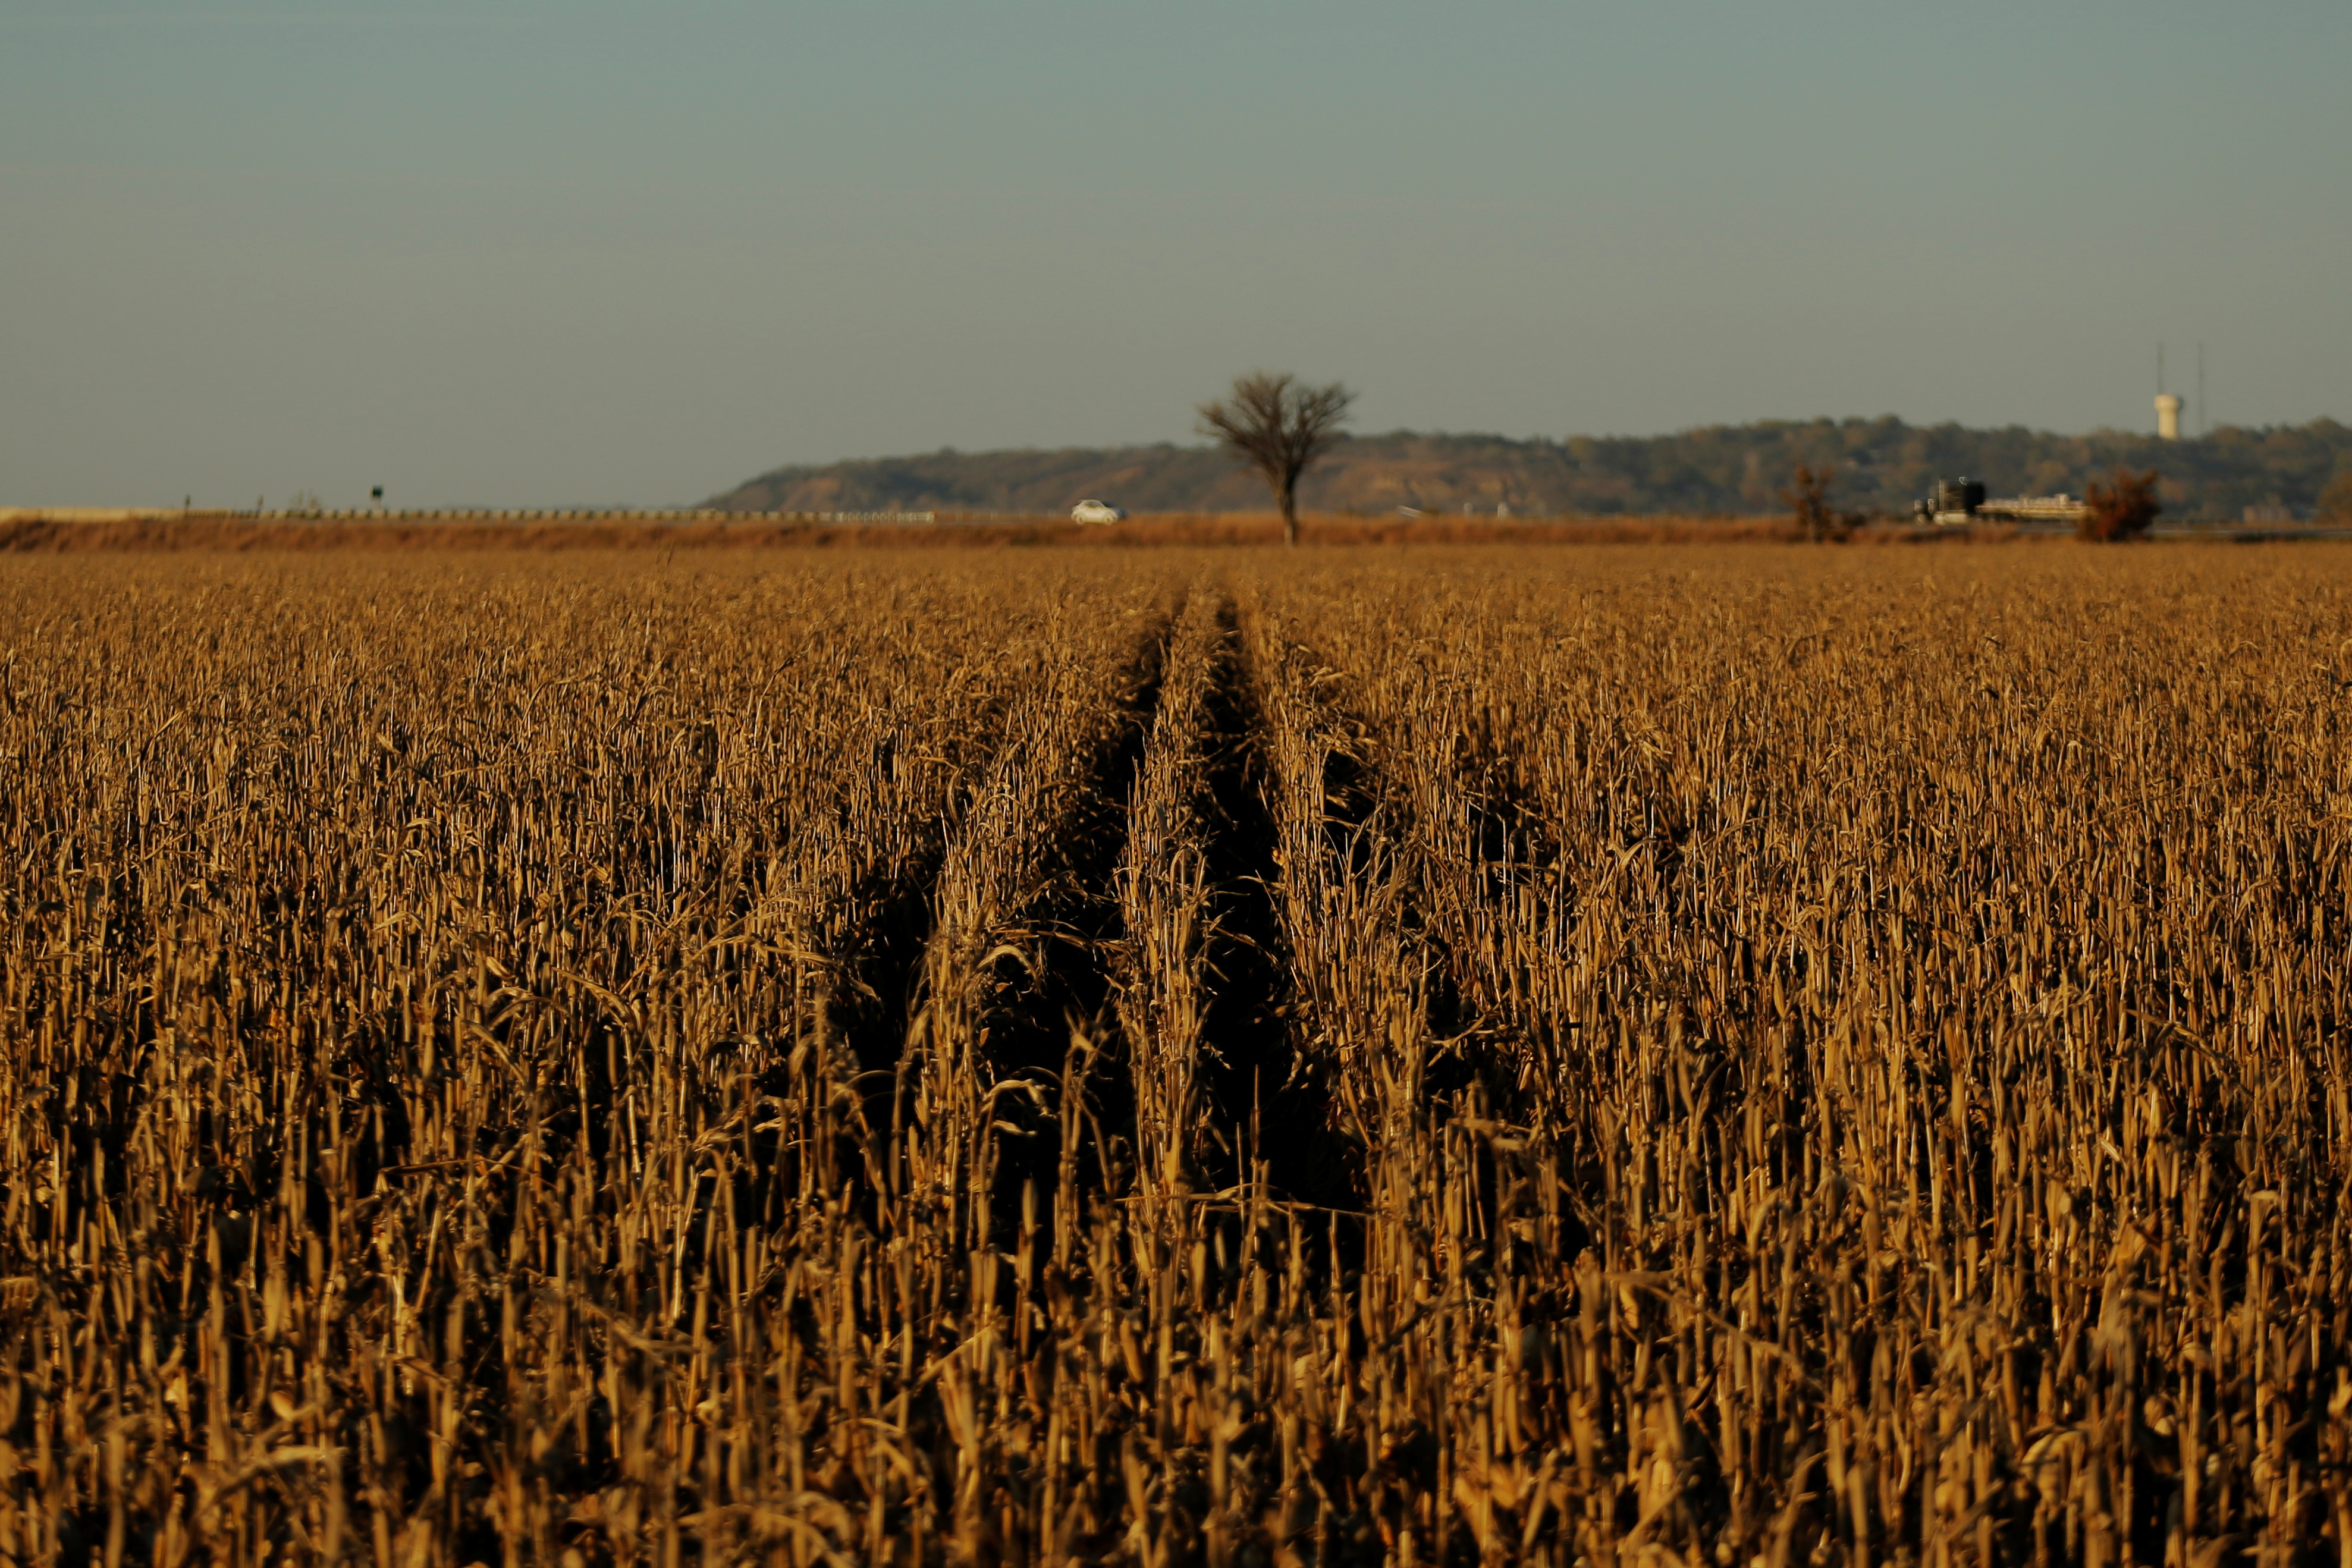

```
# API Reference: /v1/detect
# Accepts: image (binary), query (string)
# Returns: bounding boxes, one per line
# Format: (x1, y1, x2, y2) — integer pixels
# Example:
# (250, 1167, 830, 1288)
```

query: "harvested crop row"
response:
(0, 554, 1176, 1564)
(1235, 572, 1578, 1563)
(1254, 547, 2352, 1567)
(893, 570, 1179, 1253)
(1112, 585, 1229, 1201)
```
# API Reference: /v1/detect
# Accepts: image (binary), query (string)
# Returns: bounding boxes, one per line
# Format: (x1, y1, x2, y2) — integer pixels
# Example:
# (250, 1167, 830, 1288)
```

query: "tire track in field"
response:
(831, 684, 1034, 1084)
(885, 598, 1180, 1250)
(1230, 592, 1550, 1215)
(1191, 599, 1352, 1205)
(972, 615, 1173, 1207)
(834, 839, 952, 1080)
(1226, 596, 1422, 1217)
(1106, 586, 1367, 1210)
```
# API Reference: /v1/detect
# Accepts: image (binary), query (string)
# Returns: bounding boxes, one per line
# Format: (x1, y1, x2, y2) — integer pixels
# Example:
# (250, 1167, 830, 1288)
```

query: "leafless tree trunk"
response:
(1780, 464, 1855, 542)
(1197, 372, 1354, 546)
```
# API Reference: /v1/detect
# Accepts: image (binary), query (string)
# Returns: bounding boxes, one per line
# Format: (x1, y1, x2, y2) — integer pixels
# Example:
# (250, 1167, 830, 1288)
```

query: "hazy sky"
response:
(4, 1, 2345, 508)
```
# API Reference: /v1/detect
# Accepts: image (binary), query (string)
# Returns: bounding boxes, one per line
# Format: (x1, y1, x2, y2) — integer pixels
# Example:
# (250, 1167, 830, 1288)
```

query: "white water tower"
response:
(2155, 393, 2183, 441)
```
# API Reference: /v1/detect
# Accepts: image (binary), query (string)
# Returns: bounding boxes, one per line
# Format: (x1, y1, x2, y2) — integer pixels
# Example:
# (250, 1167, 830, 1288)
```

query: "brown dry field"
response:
(0, 513, 1945, 553)
(3, 544, 2350, 1567)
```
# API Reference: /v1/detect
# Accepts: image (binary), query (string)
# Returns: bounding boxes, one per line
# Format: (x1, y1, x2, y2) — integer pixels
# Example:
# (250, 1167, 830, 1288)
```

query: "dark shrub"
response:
(2080, 467, 2161, 541)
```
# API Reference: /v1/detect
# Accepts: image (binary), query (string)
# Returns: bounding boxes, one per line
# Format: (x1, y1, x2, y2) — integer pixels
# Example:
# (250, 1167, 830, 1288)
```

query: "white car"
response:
(1069, 499, 1128, 524)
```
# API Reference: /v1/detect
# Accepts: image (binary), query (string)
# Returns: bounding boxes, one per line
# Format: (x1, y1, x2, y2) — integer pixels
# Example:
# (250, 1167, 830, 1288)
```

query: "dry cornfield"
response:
(3, 545, 2350, 1568)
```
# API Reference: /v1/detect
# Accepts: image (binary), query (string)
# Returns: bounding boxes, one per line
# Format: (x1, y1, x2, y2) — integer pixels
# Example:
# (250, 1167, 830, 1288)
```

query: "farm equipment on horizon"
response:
(1913, 477, 2086, 526)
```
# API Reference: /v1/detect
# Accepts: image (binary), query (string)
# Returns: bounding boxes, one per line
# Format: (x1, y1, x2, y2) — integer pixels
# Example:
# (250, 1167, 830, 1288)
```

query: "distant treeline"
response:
(708, 417, 2352, 521)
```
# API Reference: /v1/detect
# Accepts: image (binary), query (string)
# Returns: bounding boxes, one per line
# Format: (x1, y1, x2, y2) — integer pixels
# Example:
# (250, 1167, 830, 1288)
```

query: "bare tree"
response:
(1197, 372, 1354, 546)
(1779, 464, 1855, 542)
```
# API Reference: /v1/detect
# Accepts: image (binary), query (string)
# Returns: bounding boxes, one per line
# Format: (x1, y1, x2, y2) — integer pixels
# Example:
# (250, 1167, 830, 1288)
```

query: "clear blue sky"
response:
(4, 1, 2345, 508)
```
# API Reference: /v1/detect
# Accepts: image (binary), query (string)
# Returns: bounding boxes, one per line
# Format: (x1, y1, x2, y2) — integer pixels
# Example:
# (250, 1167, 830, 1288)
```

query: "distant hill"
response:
(706, 417, 2352, 521)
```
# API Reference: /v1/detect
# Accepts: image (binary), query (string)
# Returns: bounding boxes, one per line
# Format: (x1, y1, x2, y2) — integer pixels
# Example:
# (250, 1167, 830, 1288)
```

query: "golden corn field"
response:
(5, 546, 2351, 1568)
